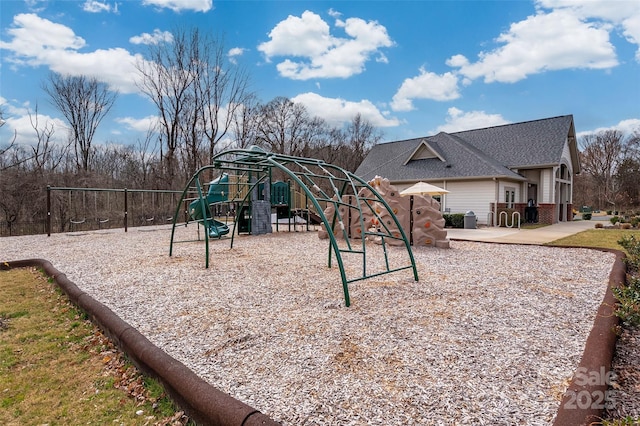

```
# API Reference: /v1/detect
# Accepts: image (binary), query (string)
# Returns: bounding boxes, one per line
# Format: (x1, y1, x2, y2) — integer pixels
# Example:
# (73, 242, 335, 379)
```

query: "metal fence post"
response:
(124, 188, 128, 232)
(47, 185, 51, 237)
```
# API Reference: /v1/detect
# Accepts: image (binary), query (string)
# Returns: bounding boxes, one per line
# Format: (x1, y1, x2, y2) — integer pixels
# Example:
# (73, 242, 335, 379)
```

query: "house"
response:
(355, 115, 580, 225)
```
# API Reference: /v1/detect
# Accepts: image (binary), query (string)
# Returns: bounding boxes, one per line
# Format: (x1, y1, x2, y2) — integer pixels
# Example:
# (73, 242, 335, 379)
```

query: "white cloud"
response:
(447, 9, 618, 83)
(141, 0, 212, 13)
(624, 13, 640, 61)
(82, 1, 113, 13)
(228, 47, 246, 64)
(435, 107, 510, 133)
(391, 68, 460, 112)
(258, 11, 334, 60)
(536, 0, 640, 62)
(0, 13, 144, 94)
(0, 98, 68, 146)
(116, 115, 159, 132)
(375, 53, 388, 64)
(130, 29, 174, 45)
(291, 92, 400, 128)
(24, 0, 47, 13)
(577, 118, 640, 138)
(258, 10, 393, 80)
(328, 8, 341, 19)
(0, 13, 86, 56)
(536, 0, 638, 24)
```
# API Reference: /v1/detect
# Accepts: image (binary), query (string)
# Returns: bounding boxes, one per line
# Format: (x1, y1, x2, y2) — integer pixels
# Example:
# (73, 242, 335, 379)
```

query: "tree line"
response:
(0, 28, 382, 235)
(574, 128, 640, 213)
(1, 27, 638, 235)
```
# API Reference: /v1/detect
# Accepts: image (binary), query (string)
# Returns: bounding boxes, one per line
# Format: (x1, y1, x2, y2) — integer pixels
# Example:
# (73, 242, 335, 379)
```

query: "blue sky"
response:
(1, 0, 639, 150)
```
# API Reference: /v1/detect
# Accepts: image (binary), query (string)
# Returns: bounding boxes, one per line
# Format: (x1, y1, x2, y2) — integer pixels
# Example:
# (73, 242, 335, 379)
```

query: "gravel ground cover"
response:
(0, 226, 615, 425)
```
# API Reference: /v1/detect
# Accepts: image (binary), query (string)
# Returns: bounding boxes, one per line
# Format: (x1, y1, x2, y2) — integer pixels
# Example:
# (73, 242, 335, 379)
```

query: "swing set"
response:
(68, 190, 111, 228)
(47, 186, 182, 236)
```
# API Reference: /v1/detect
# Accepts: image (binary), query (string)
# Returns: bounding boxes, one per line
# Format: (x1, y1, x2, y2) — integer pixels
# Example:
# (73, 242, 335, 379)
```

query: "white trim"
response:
(403, 140, 446, 164)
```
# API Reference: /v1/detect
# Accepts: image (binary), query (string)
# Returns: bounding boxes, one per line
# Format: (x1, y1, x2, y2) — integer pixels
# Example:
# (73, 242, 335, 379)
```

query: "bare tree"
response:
(28, 103, 68, 174)
(230, 93, 261, 149)
(135, 124, 161, 187)
(305, 113, 383, 173)
(616, 157, 640, 209)
(580, 129, 639, 210)
(137, 27, 252, 184)
(342, 113, 383, 171)
(43, 74, 117, 172)
(256, 97, 326, 156)
(137, 29, 194, 183)
(0, 105, 17, 158)
(197, 33, 252, 164)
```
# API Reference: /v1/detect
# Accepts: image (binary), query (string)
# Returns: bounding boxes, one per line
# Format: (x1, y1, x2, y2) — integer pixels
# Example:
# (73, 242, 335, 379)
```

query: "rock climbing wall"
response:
(365, 177, 449, 247)
(319, 176, 449, 248)
(318, 195, 362, 240)
(357, 177, 407, 245)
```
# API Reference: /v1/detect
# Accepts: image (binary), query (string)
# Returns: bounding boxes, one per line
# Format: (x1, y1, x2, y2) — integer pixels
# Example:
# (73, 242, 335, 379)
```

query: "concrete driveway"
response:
(447, 220, 598, 245)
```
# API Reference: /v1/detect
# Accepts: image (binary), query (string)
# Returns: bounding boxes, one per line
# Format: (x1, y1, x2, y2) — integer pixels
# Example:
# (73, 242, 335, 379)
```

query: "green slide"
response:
(188, 174, 230, 238)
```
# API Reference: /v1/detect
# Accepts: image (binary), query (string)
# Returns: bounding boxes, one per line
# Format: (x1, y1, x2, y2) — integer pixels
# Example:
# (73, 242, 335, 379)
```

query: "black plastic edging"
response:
(1, 259, 279, 426)
(552, 248, 626, 426)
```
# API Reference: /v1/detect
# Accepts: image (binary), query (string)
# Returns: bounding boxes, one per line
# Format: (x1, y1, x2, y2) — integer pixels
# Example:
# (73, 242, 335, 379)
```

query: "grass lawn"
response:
(0, 267, 188, 425)
(547, 228, 640, 252)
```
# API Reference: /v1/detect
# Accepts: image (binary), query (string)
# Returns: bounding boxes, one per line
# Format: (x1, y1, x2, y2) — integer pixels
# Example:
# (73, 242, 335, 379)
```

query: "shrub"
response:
(631, 216, 640, 228)
(582, 212, 592, 220)
(607, 210, 613, 215)
(621, 223, 632, 229)
(620, 235, 640, 274)
(443, 213, 465, 228)
(612, 276, 640, 326)
(595, 222, 604, 229)
(612, 235, 640, 325)
(611, 216, 621, 225)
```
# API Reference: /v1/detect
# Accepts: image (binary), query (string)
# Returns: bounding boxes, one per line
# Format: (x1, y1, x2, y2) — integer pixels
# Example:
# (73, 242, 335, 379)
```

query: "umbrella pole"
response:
(409, 195, 414, 246)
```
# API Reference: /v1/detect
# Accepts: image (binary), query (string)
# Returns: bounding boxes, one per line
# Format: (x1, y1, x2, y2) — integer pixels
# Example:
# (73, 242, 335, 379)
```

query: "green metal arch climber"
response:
(169, 147, 418, 306)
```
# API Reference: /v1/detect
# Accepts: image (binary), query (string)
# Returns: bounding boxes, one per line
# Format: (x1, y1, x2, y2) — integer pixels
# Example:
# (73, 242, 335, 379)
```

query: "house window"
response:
(505, 188, 515, 209)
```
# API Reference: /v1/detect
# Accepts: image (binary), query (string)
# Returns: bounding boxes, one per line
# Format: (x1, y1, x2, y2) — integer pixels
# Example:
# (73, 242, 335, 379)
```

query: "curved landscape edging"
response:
(1, 259, 280, 426)
(552, 247, 626, 426)
(447, 240, 627, 425)
(3, 245, 627, 426)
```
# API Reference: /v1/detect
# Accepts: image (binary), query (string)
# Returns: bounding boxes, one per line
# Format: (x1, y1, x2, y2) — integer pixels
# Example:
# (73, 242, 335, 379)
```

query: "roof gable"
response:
(404, 139, 445, 164)
(355, 115, 577, 182)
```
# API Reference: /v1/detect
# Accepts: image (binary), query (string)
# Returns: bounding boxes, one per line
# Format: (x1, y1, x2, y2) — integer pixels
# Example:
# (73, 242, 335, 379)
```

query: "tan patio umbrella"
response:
(399, 181, 449, 246)
(399, 181, 449, 196)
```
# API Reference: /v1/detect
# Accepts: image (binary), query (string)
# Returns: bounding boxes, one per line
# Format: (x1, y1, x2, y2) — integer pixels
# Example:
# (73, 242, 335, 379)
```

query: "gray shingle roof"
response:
(355, 115, 575, 182)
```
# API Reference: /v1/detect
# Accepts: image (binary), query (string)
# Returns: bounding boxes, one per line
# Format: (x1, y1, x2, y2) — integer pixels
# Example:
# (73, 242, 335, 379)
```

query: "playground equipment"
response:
(320, 176, 450, 248)
(170, 146, 419, 307)
(187, 174, 231, 238)
(46, 186, 181, 235)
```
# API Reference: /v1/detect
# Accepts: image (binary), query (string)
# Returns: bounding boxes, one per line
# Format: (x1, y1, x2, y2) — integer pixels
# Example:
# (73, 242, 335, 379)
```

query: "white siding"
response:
(443, 180, 496, 225)
(499, 181, 520, 205)
(519, 169, 541, 203)
(540, 168, 554, 203)
(561, 141, 573, 175)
